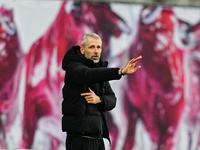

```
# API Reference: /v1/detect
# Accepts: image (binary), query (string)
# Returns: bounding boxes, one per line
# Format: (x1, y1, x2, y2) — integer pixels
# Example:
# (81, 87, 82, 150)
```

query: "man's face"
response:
(80, 37, 102, 63)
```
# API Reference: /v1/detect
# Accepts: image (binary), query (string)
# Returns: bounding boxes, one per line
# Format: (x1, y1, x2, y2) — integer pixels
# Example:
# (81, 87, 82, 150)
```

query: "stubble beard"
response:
(91, 54, 100, 63)
(93, 59, 99, 63)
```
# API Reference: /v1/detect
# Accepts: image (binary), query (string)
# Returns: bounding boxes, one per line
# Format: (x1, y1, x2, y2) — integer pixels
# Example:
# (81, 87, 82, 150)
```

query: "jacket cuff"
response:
(98, 97, 105, 108)
(116, 68, 122, 79)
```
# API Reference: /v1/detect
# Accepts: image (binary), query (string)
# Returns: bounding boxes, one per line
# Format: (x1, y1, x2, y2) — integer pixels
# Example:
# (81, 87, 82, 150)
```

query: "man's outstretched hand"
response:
(120, 55, 142, 75)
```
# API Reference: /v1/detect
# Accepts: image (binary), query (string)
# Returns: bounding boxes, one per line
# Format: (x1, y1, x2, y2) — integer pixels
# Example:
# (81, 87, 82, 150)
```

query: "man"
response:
(61, 33, 142, 150)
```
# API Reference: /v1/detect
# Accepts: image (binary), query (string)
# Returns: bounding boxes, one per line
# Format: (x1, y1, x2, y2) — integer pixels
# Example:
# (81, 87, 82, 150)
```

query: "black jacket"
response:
(61, 45, 121, 141)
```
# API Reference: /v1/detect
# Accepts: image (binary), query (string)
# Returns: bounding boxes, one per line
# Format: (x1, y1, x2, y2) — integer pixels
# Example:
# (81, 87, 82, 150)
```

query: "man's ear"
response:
(80, 46, 84, 55)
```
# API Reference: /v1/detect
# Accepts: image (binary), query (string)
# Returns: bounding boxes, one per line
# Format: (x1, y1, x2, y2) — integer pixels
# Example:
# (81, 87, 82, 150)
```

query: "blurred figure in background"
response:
(122, 6, 185, 150)
(0, 5, 24, 148)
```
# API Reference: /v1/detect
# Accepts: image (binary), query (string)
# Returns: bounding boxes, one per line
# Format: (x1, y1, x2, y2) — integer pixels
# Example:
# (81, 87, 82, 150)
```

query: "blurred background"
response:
(0, 0, 200, 150)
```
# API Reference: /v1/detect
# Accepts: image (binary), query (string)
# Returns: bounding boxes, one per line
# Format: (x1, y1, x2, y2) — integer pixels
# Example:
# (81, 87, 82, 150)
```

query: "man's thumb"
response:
(88, 88, 93, 93)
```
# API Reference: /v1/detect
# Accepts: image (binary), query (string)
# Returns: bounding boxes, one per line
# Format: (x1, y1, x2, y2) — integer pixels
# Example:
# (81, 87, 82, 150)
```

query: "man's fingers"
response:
(135, 65, 142, 71)
(81, 93, 90, 96)
(81, 88, 93, 96)
(130, 55, 142, 63)
(136, 55, 142, 60)
(88, 88, 93, 93)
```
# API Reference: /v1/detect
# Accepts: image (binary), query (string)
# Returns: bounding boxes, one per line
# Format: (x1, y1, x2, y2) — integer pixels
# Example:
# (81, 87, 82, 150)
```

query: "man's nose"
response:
(94, 47, 99, 53)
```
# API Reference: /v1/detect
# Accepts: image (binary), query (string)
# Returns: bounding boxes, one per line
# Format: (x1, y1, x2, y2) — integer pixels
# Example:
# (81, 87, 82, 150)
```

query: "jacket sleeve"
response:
(98, 82, 116, 111)
(65, 62, 121, 85)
